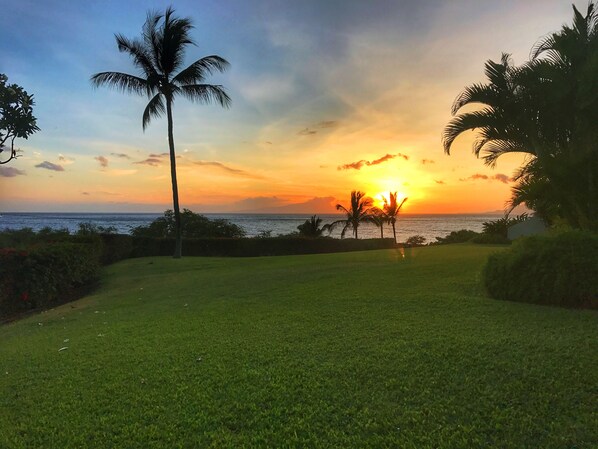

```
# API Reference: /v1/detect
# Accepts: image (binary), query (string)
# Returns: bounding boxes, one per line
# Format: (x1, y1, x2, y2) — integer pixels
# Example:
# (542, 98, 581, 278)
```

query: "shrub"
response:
(483, 231, 598, 308)
(405, 235, 426, 246)
(482, 213, 528, 237)
(131, 209, 245, 239)
(434, 229, 479, 244)
(0, 242, 101, 318)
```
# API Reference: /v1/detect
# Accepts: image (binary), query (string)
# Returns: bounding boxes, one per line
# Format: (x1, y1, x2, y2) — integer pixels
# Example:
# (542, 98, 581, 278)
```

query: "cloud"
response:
(434, 179, 445, 184)
(35, 161, 64, 171)
(0, 166, 26, 177)
(95, 156, 108, 168)
(337, 153, 409, 170)
(82, 191, 120, 196)
(194, 161, 265, 179)
(298, 128, 317, 136)
(316, 120, 338, 128)
(82, 192, 90, 195)
(422, 159, 435, 165)
(110, 153, 131, 159)
(460, 173, 512, 183)
(149, 152, 169, 158)
(58, 154, 75, 165)
(134, 158, 163, 167)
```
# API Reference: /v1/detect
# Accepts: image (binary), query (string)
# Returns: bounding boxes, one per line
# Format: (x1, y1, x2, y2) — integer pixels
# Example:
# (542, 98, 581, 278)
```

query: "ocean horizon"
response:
(0, 212, 502, 243)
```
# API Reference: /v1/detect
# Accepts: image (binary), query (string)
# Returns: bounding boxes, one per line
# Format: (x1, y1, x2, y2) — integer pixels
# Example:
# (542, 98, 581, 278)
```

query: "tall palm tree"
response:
(382, 192, 407, 243)
(325, 191, 374, 239)
(442, 3, 598, 230)
(91, 7, 231, 257)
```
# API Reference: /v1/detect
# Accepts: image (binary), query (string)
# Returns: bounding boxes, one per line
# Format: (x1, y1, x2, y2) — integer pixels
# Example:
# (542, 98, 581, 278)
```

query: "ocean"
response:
(0, 212, 498, 244)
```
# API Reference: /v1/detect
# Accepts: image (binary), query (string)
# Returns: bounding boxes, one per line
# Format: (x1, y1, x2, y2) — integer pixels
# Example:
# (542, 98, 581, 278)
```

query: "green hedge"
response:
(483, 231, 598, 308)
(0, 242, 101, 318)
(130, 236, 397, 257)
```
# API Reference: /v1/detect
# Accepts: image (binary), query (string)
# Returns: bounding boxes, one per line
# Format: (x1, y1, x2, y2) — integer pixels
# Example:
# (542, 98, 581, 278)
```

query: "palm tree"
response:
(442, 3, 598, 230)
(369, 208, 387, 239)
(297, 215, 325, 238)
(382, 192, 407, 243)
(325, 191, 374, 239)
(91, 7, 231, 257)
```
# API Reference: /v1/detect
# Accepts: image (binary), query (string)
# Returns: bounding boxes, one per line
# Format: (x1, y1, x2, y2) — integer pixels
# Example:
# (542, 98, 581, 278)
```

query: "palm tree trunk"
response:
(392, 221, 397, 243)
(380, 225, 384, 239)
(166, 96, 182, 259)
(354, 226, 358, 239)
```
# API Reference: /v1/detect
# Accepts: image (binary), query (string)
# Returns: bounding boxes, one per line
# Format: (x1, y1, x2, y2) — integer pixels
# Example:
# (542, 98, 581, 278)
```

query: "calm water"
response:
(0, 212, 498, 243)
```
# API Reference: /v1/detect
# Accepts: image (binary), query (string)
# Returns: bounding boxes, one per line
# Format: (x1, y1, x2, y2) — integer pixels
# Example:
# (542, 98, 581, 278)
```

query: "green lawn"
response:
(1, 245, 596, 448)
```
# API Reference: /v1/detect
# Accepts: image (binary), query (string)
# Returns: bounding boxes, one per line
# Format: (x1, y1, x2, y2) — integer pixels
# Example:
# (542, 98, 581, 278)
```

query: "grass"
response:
(0, 244, 596, 448)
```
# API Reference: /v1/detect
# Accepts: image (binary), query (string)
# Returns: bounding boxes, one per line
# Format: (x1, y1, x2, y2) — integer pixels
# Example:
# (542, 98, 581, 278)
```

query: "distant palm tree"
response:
(382, 192, 407, 243)
(325, 191, 374, 239)
(91, 7, 231, 258)
(297, 215, 325, 238)
(369, 208, 387, 239)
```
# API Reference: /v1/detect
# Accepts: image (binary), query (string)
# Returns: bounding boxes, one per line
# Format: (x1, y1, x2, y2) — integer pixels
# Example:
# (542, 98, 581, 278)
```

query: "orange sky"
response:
(0, 0, 572, 213)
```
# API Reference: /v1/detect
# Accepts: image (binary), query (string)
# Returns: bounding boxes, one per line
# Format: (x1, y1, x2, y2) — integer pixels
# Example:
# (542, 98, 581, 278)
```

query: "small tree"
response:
(369, 208, 387, 239)
(297, 215, 325, 238)
(382, 192, 408, 243)
(0, 74, 40, 164)
(325, 191, 374, 239)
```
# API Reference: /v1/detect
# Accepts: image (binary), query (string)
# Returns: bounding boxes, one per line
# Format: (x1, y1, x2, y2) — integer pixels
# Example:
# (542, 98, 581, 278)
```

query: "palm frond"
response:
(90, 71, 151, 95)
(142, 93, 166, 130)
(177, 84, 231, 108)
(451, 83, 500, 115)
(173, 56, 230, 85)
(159, 8, 195, 74)
(442, 109, 498, 154)
(114, 34, 159, 80)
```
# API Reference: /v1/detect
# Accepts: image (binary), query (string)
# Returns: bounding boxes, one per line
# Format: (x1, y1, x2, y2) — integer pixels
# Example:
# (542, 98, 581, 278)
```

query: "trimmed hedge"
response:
(130, 236, 397, 258)
(483, 231, 598, 308)
(0, 242, 101, 318)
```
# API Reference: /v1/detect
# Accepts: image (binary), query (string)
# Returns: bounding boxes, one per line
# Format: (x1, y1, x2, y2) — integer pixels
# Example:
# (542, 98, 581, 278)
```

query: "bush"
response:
(131, 209, 245, 239)
(0, 242, 101, 318)
(405, 235, 426, 246)
(434, 229, 479, 244)
(482, 214, 528, 237)
(483, 231, 598, 308)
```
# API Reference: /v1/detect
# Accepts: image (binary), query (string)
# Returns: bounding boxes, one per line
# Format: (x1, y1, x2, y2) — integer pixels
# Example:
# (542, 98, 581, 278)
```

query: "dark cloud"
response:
(0, 166, 26, 177)
(460, 173, 512, 183)
(338, 153, 409, 170)
(265, 141, 273, 145)
(298, 128, 317, 136)
(134, 158, 162, 166)
(316, 120, 338, 128)
(422, 159, 435, 165)
(111, 153, 131, 159)
(194, 161, 265, 179)
(82, 192, 90, 195)
(35, 161, 64, 171)
(95, 156, 109, 168)
(149, 152, 169, 158)
(434, 179, 445, 184)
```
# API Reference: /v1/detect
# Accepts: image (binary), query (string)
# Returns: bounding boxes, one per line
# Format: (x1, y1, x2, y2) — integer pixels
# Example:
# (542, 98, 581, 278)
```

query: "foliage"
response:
(471, 233, 511, 244)
(325, 191, 374, 239)
(130, 236, 395, 258)
(130, 209, 245, 239)
(382, 192, 408, 243)
(481, 213, 529, 237)
(0, 242, 100, 317)
(443, 3, 598, 230)
(91, 7, 231, 258)
(405, 235, 426, 246)
(0, 227, 70, 249)
(297, 215, 326, 238)
(484, 231, 598, 308)
(434, 229, 479, 244)
(0, 74, 40, 164)
(76, 222, 117, 235)
(368, 208, 387, 239)
(1, 245, 597, 447)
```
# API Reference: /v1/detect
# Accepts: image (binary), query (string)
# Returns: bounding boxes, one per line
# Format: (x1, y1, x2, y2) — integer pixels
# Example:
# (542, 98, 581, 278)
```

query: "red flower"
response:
(20, 292, 29, 302)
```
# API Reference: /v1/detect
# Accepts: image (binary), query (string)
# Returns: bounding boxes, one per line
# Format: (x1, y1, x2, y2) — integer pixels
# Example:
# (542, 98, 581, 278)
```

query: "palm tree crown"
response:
(326, 191, 374, 239)
(382, 192, 407, 243)
(91, 7, 231, 257)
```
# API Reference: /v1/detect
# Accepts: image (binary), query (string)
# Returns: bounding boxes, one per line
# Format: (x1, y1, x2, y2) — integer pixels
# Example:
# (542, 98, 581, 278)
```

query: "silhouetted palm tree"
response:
(297, 215, 325, 238)
(443, 3, 598, 230)
(369, 208, 387, 239)
(382, 192, 407, 243)
(91, 7, 231, 257)
(325, 191, 374, 239)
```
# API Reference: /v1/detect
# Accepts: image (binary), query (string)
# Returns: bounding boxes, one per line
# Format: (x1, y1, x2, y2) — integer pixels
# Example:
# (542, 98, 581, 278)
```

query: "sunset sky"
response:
(0, 0, 577, 214)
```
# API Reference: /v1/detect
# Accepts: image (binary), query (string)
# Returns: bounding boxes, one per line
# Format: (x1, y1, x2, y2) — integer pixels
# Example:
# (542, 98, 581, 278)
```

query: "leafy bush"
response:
(0, 242, 101, 318)
(405, 235, 426, 246)
(483, 231, 598, 308)
(131, 209, 245, 239)
(482, 214, 529, 237)
(434, 229, 479, 244)
(297, 215, 326, 238)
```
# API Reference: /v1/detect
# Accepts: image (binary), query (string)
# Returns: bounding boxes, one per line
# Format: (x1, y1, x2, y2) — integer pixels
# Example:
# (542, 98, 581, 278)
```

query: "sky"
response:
(0, 0, 579, 214)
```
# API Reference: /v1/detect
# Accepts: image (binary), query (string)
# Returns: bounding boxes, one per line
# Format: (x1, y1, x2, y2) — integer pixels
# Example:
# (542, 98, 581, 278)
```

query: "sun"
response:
(372, 191, 408, 210)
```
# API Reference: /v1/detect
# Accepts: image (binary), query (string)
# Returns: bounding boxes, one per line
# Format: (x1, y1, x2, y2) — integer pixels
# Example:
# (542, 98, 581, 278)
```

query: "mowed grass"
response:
(0, 245, 596, 448)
